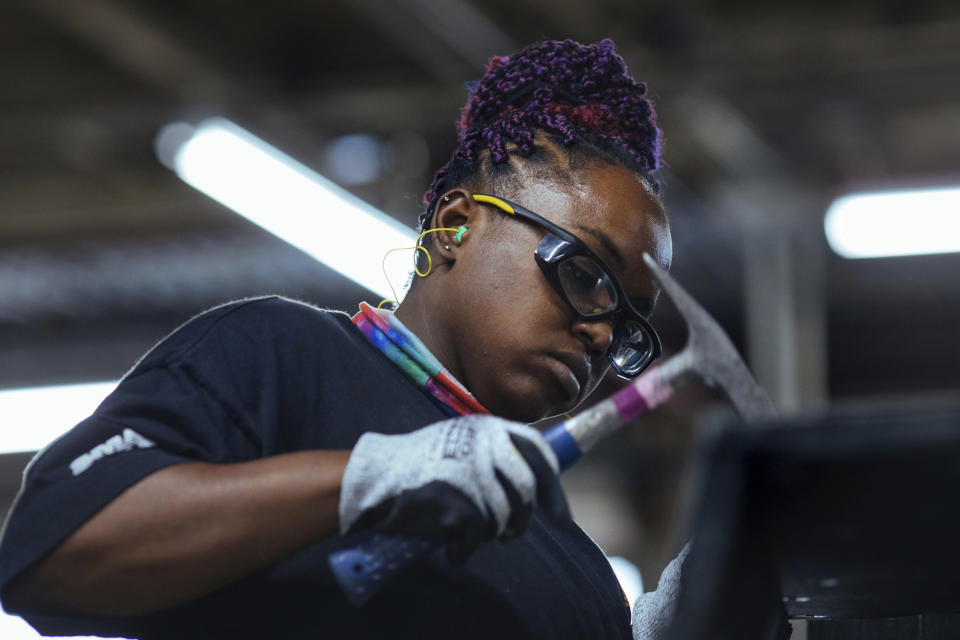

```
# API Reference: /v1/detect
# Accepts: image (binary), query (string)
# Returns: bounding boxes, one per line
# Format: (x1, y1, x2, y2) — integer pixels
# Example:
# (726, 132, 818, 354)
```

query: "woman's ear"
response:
(428, 189, 479, 263)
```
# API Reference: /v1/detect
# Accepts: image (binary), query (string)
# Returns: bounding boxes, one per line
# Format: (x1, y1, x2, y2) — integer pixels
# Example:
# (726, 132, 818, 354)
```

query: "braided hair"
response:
(420, 38, 663, 232)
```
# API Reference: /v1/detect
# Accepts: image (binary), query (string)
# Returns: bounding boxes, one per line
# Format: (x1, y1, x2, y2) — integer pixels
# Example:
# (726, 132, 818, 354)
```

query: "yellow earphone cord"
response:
(378, 227, 462, 309)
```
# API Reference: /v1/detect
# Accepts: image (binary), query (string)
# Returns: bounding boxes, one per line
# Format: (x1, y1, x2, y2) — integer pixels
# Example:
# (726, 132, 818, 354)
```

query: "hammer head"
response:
(643, 253, 777, 423)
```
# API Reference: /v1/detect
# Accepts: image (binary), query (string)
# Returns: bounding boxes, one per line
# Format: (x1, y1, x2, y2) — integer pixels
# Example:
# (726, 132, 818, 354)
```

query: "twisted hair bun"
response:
(422, 38, 662, 229)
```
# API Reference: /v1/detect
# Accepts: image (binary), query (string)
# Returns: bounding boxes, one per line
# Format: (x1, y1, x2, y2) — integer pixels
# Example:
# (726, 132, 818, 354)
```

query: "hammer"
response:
(543, 253, 777, 468)
(329, 253, 776, 605)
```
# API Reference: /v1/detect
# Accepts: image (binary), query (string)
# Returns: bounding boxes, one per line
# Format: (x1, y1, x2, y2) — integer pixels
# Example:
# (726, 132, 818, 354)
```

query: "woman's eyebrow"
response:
(573, 224, 626, 270)
(573, 223, 658, 314)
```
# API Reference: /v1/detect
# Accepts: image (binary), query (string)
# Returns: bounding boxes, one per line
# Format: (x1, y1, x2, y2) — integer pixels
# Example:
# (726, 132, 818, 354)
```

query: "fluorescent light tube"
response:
(157, 118, 417, 299)
(0, 381, 116, 454)
(825, 187, 960, 258)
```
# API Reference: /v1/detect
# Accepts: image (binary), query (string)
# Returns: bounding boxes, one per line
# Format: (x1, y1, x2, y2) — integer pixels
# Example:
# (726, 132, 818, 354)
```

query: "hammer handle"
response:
(553, 364, 675, 466)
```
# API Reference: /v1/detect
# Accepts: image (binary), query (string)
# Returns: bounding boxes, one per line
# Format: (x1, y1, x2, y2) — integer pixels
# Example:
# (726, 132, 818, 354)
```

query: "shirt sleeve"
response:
(0, 299, 284, 620)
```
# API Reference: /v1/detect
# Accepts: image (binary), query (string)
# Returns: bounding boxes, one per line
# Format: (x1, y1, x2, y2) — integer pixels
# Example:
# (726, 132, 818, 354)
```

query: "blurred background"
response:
(1, 0, 959, 636)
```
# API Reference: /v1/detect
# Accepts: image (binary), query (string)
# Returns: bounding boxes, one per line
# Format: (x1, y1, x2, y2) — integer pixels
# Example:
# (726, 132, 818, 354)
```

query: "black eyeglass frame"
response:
(471, 194, 662, 378)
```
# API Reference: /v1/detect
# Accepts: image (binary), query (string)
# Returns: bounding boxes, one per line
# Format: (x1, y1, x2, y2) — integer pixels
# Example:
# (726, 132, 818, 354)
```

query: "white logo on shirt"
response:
(70, 429, 156, 476)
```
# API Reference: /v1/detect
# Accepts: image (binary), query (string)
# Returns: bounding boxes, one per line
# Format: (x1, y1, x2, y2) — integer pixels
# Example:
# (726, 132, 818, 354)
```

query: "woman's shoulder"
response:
(127, 296, 358, 374)
(196, 294, 349, 325)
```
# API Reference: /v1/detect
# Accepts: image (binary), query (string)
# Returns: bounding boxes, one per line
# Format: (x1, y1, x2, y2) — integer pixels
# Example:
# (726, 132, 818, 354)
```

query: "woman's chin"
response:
(473, 368, 582, 422)
(491, 391, 577, 424)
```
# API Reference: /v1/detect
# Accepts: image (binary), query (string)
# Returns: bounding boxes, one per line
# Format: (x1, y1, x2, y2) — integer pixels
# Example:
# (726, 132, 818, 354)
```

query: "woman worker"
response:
(0, 38, 678, 639)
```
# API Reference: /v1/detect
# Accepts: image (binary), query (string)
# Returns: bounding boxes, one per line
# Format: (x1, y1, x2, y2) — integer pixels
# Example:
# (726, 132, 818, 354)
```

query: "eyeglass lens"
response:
(611, 320, 653, 374)
(556, 256, 618, 315)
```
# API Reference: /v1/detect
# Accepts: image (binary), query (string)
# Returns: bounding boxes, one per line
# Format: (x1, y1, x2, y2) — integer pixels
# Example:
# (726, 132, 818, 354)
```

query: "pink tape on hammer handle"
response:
(612, 366, 675, 422)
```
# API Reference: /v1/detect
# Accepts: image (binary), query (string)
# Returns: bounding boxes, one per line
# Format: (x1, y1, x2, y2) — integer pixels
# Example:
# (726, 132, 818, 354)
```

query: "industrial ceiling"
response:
(3, 0, 958, 402)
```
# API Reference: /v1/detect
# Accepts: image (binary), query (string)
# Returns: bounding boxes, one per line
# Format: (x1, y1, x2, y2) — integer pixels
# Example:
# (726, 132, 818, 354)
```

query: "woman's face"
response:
(446, 162, 672, 422)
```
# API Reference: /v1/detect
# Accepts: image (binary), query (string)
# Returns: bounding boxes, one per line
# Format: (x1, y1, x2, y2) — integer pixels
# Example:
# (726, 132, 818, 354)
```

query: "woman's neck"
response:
(394, 283, 464, 383)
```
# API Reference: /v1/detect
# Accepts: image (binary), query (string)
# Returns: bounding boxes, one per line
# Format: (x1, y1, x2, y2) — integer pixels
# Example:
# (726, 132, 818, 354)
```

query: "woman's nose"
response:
(572, 318, 614, 356)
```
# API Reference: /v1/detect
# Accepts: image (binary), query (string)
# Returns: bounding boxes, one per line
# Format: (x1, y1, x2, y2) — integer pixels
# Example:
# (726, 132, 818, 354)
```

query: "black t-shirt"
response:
(0, 296, 631, 639)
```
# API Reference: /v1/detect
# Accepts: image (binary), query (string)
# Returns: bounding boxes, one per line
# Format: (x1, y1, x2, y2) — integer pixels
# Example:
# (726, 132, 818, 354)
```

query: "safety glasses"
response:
(472, 194, 661, 378)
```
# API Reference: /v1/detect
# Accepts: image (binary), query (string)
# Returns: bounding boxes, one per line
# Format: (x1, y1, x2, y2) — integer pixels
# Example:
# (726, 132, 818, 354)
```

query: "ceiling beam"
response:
(15, 0, 228, 100)
(337, 0, 474, 84)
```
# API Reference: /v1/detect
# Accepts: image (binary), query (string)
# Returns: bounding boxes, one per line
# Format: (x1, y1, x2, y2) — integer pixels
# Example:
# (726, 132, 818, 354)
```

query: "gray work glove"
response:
(631, 543, 690, 640)
(339, 415, 569, 563)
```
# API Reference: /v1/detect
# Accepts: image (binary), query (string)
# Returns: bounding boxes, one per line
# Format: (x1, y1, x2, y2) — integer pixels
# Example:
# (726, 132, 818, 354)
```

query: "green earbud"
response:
(455, 225, 468, 245)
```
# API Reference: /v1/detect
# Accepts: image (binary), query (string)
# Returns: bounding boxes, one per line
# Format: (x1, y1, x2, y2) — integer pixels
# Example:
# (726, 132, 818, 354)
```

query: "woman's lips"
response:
(545, 354, 585, 401)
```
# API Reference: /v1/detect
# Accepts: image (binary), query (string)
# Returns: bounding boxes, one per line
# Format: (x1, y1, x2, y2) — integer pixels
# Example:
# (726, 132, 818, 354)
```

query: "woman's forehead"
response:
(513, 169, 670, 269)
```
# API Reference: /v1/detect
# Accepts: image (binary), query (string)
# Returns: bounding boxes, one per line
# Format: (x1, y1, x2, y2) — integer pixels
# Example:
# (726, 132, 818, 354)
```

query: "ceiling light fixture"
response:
(156, 118, 416, 299)
(825, 187, 960, 258)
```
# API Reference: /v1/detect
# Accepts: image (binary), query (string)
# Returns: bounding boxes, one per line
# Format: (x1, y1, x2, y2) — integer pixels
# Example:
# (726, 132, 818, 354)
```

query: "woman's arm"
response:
(4, 450, 350, 616)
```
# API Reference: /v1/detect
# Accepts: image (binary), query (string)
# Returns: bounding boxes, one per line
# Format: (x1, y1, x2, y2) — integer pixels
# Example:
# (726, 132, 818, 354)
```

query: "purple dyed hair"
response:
(420, 38, 663, 231)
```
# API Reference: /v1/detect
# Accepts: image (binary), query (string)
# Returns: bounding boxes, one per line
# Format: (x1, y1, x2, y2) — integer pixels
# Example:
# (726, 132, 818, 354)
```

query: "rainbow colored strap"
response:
(352, 302, 489, 417)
